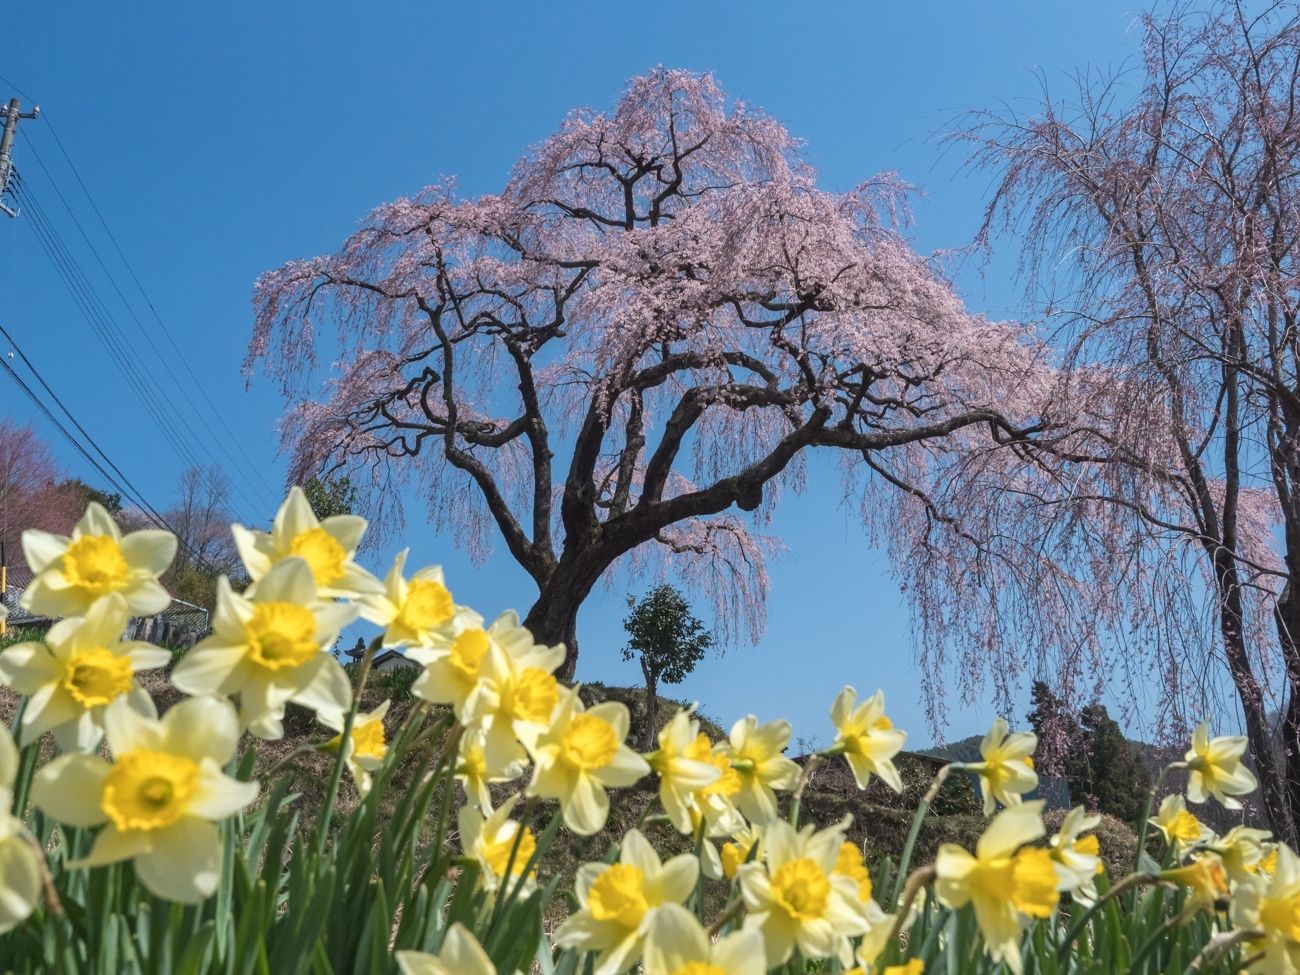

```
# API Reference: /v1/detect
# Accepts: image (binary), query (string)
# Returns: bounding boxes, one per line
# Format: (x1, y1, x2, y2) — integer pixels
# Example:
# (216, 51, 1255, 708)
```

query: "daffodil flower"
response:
(720, 822, 764, 881)
(1149, 794, 1214, 854)
(21, 502, 176, 618)
(1185, 721, 1259, 809)
(232, 486, 382, 599)
(554, 829, 698, 975)
(934, 800, 1059, 974)
(1048, 806, 1102, 902)
(1257, 845, 1281, 879)
(1232, 844, 1300, 974)
(0, 724, 41, 934)
(445, 612, 564, 769)
(360, 549, 480, 644)
(458, 794, 538, 894)
(408, 612, 541, 726)
(396, 923, 497, 975)
(31, 695, 258, 903)
(829, 687, 906, 792)
(524, 687, 648, 835)
(966, 717, 1038, 816)
(738, 817, 875, 966)
(1157, 854, 1229, 909)
(833, 839, 875, 905)
(171, 559, 357, 739)
(684, 732, 745, 835)
(642, 903, 766, 975)
(1213, 825, 1273, 883)
(646, 710, 722, 833)
(454, 727, 526, 813)
(0, 594, 168, 751)
(719, 715, 800, 823)
(319, 700, 389, 798)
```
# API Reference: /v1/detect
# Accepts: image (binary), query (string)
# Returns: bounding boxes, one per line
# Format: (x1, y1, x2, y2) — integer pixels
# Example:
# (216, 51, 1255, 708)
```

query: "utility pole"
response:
(0, 96, 36, 633)
(0, 97, 40, 219)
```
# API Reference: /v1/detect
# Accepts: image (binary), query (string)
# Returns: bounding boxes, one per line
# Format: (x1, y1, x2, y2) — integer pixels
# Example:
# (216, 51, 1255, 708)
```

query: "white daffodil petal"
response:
(291, 656, 352, 721)
(162, 696, 243, 765)
(77, 824, 153, 868)
(133, 817, 222, 904)
(188, 766, 260, 821)
(21, 530, 67, 574)
(0, 833, 41, 934)
(104, 697, 164, 754)
(120, 531, 178, 576)
(32, 754, 110, 827)
(171, 645, 248, 696)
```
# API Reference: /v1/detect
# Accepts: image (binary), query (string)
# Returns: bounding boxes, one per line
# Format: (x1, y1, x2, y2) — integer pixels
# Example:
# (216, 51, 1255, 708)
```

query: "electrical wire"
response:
(0, 346, 220, 572)
(0, 320, 166, 530)
(30, 116, 283, 507)
(17, 128, 281, 512)
(0, 73, 33, 104)
(0, 75, 283, 524)
(0, 73, 284, 555)
(14, 176, 268, 522)
(13, 179, 221, 491)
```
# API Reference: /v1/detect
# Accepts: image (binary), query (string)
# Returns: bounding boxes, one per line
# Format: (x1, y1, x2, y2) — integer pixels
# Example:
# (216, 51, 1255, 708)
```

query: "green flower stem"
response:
(428, 723, 466, 865)
(887, 864, 936, 947)
(1056, 872, 1153, 963)
(314, 634, 383, 858)
(788, 754, 822, 827)
(707, 897, 745, 937)
(394, 699, 431, 741)
(891, 764, 949, 905)
(1133, 762, 1186, 873)
(1128, 904, 1198, 972)
(1182, 927, 1258, 973)
(691, 818, 708, 921)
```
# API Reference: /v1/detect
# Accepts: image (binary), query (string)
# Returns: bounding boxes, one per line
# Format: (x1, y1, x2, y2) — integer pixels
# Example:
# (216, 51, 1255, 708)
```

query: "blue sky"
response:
(2, 1, 1161, 747)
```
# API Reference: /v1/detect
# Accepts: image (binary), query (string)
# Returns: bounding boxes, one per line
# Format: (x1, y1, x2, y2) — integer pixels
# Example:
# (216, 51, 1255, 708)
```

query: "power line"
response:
(13, 179, 221, 490)
(0, 341, 220, 572)
(13, 178, 277, 530)
(0, 78, 282, 541)
(0, 351, 222, 572)
(0, 320, 165, 528)
(0, 353, 143, 509)
(32, 114, 283, 508)
(0, 74, 33, 104)
(12, 164, 272, 520)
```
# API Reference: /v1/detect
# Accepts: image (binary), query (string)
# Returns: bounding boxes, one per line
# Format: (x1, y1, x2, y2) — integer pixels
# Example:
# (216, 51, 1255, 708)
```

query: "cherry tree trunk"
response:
(1274, 569, 1300, 846)
(521, 545, 614, 681)
(1213, 547, 1297, 847)
(523, 595, 582, 682)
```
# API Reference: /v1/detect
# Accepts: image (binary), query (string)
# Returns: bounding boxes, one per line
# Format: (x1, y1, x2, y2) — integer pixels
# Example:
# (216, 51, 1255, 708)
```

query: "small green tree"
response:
(622, 584, 714, 749)
(302, 475, 359, 519)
